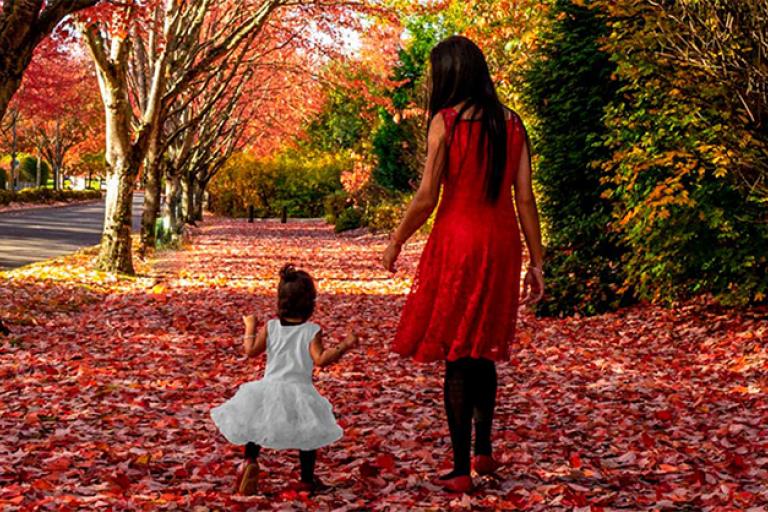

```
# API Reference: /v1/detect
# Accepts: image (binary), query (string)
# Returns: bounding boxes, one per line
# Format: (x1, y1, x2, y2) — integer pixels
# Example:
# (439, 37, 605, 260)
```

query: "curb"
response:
(0, 199, 104, 216)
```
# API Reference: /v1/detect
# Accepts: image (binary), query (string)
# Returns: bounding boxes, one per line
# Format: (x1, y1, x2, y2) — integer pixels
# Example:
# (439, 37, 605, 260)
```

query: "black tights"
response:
(443, 357, 497, 476)
(244, 443, 317, 483)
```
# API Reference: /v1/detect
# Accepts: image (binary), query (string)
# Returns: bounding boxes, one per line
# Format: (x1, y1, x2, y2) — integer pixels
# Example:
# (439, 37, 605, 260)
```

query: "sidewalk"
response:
(0, 217, 765, 510)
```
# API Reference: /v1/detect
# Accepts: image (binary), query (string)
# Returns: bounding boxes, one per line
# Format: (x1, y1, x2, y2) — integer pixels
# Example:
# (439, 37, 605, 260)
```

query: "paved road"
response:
(0, 194, 143, 269)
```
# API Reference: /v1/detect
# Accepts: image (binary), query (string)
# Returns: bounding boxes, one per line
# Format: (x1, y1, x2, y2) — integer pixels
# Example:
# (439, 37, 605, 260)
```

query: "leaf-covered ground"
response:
(1, 218, 767, 510)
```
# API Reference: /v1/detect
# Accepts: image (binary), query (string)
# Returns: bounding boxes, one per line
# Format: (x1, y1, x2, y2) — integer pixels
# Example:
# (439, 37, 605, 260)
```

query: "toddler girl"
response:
(211, 264, 357, 495)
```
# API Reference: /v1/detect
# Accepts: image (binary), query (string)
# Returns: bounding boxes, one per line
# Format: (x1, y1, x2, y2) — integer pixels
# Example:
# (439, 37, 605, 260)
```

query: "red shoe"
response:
(435, 474, 473, 493)
(236, 461, 259, 496)
(473, 455, 501, 476)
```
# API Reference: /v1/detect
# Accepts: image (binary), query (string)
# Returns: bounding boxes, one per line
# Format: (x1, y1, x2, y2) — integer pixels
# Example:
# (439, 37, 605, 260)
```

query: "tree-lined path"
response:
(1, 218, 765, 509)
(0, 194, 142, 269)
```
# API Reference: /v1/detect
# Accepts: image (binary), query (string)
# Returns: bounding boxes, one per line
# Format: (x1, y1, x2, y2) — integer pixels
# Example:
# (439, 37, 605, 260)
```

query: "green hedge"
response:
(523, 0, 627, 316)
(0, 188, 102, 206)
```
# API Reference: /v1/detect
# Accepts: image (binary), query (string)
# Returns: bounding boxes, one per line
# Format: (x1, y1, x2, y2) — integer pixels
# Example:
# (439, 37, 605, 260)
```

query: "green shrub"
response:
(523, 0, 627, 316)
(598, 0, 768, 305)
(209, 150, 346, 219)
(324, 190, 350, 223)
(0, 189, 12, 205)
(334, 207, 363, 233)
(212, 189, 244, 218)
(274, 153, 343, 218)
(18, 155, 50, 185)
(363, 193, 409, 233)
(307, 83, 373, 153)
(372, 116, 419, 192)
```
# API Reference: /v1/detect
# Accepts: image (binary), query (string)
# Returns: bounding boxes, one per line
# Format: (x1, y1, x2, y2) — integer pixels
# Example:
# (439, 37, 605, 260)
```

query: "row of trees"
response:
(244, 1, 543, 232)
(79, 0, 303, 272)
(2, 0, 385, 274)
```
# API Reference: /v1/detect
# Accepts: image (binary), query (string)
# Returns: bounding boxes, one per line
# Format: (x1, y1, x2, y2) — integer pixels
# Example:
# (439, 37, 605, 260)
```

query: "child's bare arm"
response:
(243, 315, 267, 357)
(310, 331, 358, 367)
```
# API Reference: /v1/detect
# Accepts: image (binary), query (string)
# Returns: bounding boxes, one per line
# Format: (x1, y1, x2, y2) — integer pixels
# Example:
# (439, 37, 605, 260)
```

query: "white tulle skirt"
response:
(211, 378, 343, 451)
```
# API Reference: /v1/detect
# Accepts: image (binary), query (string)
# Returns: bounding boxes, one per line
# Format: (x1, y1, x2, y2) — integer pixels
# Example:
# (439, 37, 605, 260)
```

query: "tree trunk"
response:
(53, 120, 62, 190)
(35, 149, 41, 188)
(182, 171, 194, 224)
(192, 180, 206, 222)
(10, 111, 18, 190)
(162, 173, 182, 242)
(98, 160, 137, 274)
(139, 127, 163, 254)
(52, 163, 62, 190)
(139, 162, 162, 253)
(94, 64, 140, 273)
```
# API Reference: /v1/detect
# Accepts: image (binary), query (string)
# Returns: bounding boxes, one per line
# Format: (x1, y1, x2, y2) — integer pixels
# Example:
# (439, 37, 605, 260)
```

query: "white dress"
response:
(211, 320, 343, 451)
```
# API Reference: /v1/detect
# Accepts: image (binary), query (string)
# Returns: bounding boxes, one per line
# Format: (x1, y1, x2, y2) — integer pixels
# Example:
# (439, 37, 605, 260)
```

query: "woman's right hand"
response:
(520, 266, 545, 306)
(382, 241, 402, 273)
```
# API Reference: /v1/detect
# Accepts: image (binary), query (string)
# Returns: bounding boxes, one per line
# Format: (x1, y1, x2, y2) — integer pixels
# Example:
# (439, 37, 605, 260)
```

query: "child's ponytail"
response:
(277, 264, 316, 321)
(280, 264, 298, 282)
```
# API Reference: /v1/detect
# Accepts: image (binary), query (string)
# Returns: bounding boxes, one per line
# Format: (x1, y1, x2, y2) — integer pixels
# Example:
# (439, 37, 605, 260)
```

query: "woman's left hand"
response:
(520, 266, 545, 306)
(382, 241, 402, 273)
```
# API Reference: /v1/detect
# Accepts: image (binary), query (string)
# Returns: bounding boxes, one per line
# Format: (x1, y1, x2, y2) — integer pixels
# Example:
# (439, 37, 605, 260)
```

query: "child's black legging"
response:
(444, 357, 497, 476)
(244, 443, 316, 483)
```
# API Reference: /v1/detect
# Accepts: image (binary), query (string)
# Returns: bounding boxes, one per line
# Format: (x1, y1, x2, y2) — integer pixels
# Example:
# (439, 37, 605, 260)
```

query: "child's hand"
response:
(242, 314, 257, 332)
(343, 332, 359, 351)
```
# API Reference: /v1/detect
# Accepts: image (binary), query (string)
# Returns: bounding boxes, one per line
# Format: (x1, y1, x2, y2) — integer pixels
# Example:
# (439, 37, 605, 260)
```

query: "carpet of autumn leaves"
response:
(1, 217, 767, 511)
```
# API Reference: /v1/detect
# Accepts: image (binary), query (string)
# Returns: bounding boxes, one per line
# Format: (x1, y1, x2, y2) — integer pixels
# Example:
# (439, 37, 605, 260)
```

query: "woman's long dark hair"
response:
(428, 36, 507, 202)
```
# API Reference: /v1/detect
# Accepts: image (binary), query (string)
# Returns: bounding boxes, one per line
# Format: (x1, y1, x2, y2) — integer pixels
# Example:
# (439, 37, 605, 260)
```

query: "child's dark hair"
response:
(277, 264, 316, 321)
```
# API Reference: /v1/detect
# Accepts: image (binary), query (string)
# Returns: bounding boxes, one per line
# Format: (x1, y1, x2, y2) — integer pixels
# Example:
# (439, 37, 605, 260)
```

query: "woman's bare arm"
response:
(382, 115, 448, 272)
(391, 114, 448, 245)
(514, 139, 544, 269)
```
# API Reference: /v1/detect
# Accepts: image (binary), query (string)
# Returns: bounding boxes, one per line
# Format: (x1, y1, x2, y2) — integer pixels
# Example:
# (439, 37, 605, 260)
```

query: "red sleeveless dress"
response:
(392, 108, 525, 363)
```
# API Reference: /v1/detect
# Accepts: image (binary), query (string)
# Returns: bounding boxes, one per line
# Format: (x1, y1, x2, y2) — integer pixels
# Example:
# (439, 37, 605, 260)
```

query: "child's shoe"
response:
(473, 455, 501, 476)
(295, 477, 330, 494)
(236, 461, 259, 495)
(435, 473, 473, 493)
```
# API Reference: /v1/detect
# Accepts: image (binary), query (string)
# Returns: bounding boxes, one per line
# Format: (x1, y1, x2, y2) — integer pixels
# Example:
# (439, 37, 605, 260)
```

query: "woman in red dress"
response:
(382, 36, 545, 493)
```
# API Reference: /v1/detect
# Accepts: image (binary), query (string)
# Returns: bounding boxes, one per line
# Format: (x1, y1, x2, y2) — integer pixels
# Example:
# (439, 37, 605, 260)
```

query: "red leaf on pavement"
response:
(376, 453, 396, 472)
(569, 452, 582, 469)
